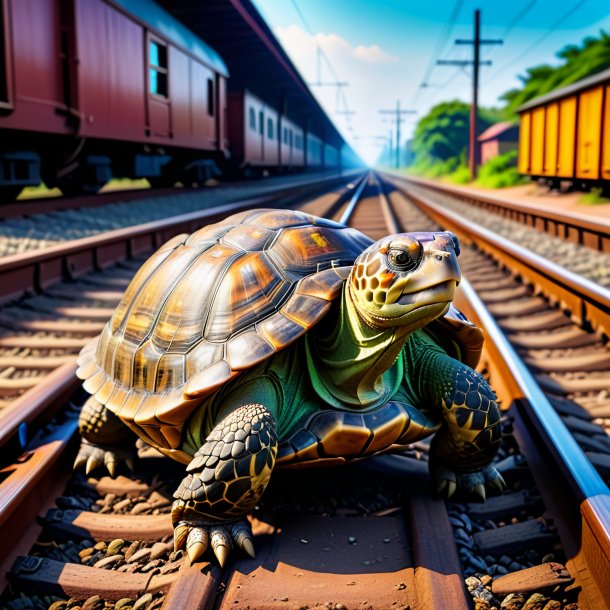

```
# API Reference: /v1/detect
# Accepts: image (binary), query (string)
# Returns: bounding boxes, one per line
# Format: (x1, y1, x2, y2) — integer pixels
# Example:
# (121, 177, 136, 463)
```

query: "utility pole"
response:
(437, 10, 502, 180)
(379, 101, 416, 169)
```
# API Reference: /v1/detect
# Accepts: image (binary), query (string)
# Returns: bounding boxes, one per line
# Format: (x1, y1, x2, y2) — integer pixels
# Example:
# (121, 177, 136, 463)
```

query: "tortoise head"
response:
(348, 231, 461, 330)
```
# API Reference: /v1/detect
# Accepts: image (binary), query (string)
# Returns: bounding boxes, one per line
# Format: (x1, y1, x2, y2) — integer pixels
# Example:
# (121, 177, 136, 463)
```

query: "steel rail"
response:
(0, 172, 365, 304)
(337, 170, 371, 225)
(388, 177, 610, 338)
(454, 279, 610, 609)
(2, 171, 361, 221)
(389, 172, 610, 253)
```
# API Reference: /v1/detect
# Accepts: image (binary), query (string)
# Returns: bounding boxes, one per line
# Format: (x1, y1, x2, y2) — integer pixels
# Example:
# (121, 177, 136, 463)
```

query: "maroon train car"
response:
(228, 89, 306, 173)
(0, 0, 229, 199)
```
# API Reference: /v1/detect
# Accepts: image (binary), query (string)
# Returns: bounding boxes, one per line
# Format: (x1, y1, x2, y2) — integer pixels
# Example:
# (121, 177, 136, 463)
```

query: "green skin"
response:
(76, 231, 504, 566)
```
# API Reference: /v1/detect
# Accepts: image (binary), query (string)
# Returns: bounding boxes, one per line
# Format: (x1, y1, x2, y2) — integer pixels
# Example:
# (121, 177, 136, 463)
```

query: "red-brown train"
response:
(0, 0, 353, 202)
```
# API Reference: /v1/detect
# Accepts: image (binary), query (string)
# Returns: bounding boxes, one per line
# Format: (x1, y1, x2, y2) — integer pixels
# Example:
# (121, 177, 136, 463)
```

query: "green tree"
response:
(501, 30, 610, 116)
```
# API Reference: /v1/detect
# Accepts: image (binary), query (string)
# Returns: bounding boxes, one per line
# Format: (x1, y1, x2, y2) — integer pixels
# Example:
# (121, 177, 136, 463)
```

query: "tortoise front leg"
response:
(172, 403, 278, 566)
(423, 358, 505, 500)
(74, 397, 135, 476)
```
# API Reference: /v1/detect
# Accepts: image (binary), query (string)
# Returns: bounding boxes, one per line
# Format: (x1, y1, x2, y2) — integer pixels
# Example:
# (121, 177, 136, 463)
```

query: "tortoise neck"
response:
(306, 285, 412, 408)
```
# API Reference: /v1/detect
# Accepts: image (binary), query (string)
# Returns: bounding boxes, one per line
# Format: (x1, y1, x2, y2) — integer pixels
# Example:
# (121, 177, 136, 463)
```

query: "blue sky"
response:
(251, 0, 610, 164)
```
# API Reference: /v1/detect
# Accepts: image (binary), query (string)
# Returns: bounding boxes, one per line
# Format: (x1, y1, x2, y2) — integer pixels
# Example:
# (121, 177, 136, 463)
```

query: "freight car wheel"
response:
(0, 186, 23, 204)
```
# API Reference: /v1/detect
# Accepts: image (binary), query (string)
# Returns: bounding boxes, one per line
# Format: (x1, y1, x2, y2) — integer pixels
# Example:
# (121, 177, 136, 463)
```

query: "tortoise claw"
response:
(170, 512, 254, 565)
(85, 456, 101, 475)
(472, 483, 486, 502)
(186, 527, 210, 563)
(430, 463, 504, 501)
(173, 524, 189, 552)
(74, 439, 135, 477)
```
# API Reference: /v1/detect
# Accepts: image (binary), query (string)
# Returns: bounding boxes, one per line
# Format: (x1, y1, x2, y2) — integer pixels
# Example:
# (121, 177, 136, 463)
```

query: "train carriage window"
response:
(259, 110, 264, 135)
(267, 118, 274, 139)
(289, 130, 293, 148)
(207, 79, 214, 116)
(249, 108, 256, 130)
(149, 40, 168, 97)
(284, 128, 288, 144)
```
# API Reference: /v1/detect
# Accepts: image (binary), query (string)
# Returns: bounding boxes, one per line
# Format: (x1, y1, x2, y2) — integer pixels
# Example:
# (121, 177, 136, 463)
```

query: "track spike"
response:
(85, 456, 100, 475)
(446, 480, 457, 499)
(73, 455, 87, 471)
(124, 457, 135, 471)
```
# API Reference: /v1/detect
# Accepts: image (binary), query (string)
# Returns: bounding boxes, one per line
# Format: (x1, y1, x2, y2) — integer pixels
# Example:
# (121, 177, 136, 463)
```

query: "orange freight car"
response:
(517, 67, 610, 188)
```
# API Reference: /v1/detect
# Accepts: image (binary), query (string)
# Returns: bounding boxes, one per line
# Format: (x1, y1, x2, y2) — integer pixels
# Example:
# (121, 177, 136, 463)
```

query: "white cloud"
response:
(353, 44, 398, 63)
(275, 25, 397, 65)
(274, 24, 403, 165)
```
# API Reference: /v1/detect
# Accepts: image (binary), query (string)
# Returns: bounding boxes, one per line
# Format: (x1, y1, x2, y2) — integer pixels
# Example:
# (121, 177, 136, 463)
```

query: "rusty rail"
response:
(0, 172, 364, 304)
(389, 172, 610, 253)
(454, 279, 610, 610)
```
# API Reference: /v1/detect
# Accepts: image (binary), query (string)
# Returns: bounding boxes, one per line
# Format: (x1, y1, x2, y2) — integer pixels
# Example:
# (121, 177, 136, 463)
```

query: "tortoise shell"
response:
(77, 209, 372, 449)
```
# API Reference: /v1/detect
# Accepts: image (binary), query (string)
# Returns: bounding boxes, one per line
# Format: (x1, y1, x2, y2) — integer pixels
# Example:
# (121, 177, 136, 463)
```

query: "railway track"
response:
(0, 172, 606, 609)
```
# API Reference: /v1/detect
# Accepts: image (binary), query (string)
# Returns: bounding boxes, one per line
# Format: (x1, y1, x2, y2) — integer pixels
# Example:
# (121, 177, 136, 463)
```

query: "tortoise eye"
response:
(387, 245, 421, 271)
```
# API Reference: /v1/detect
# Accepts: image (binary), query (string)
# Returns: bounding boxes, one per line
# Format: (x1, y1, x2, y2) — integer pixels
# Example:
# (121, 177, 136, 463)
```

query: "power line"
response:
(289, 0, 355, 134)
(485, 0, 588, 84)
(411, 0, 465, 106)
(500, 0, 539, 39)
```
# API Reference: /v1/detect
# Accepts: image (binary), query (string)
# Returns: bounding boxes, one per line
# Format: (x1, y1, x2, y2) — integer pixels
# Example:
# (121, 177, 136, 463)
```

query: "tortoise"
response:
(74, 208, 504, 566)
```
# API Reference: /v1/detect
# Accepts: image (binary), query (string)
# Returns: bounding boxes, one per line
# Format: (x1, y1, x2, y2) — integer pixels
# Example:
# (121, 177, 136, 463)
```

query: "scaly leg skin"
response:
(74, 396, 135, 476)
(428, 365, 505, 501)
(172, 403, 278, 566)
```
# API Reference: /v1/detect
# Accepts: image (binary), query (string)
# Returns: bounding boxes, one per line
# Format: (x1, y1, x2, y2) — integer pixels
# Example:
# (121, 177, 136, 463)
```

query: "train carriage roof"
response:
(517, 67, 610, 112)
(158, 0, 356, 153)
(113, 0, 229, 77)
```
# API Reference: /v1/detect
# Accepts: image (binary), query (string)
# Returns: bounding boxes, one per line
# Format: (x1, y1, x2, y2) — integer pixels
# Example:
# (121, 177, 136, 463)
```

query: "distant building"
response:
(478, 122, 519, 164)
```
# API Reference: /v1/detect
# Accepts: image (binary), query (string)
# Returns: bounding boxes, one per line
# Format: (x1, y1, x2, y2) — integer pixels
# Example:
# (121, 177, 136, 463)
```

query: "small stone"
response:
(133, 593, 153, 610)
(141, 559, 163, 573)
(106, 539, 125, 555)
(348, 536, 357, 545)
(383, 538, 391, 544)
(280, 597, 289, 602)
(394, 583, 406, 590)
(127, 547, 151, 564)
(93, 553, 123, 569)
(480, 575, 492, 586)
(114, 498, 132, 511)
(103, 493, 116, 506)
(124, 541, 141, 561)
(541, 601, 561, 610)
(93, 542, 107, 552)
(500, 593, 525, 610)
(150, 541, 172, 560)
(49, 602, 68, 610)
(115, 599, 133, 609)
(148, 491, 171, 508)
(82, 595, 103, 610)
(300, 539, 308, 544)
(131, 502, 152, 515)
(79, 547, 94, 560)
(541, 554, 555, 563)
(522, 593, 548, 610)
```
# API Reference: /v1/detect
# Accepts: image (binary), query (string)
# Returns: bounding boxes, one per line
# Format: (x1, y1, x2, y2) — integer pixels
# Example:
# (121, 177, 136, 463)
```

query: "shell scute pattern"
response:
(77, 210, 373, 449)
